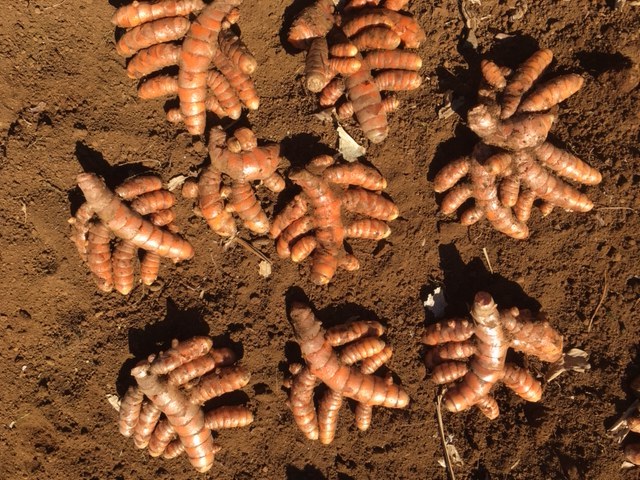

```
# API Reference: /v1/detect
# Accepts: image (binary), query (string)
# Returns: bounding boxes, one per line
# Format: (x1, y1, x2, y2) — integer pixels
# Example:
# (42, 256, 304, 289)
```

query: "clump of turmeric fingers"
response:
(422, 291, 563, 419)
(70, 173, 193, 294)
(287, 0, 425, 143)
(182, 126, 284, 237)
(284, 300, 408, 443)
(112, 0, 258, 135)
(271, 154, 398, 285)
(434, 48, 601, 239)
(119, 337, 253, 473)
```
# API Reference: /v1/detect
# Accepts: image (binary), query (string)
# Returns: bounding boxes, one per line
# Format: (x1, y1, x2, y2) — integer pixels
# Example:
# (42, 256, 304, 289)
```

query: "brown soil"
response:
(1, 1, 639, 479)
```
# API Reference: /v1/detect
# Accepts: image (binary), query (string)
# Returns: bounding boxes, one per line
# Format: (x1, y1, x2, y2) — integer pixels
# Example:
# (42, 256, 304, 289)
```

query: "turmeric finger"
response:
(204, 406, 254, 429)
(345, 218, 391, 239)
(346, 66, 388, 143)
(290, 235, 318, 263)
(433, 157, 470, 193)
(480, 59, 507, 89)
(326, 320, 385, 346)
(150, 337, 213, 375)
(112, 240, 137, 295)
(424, 341, 477, 368)
(476, 395, 500, 419)
(329, 57, 362, 75)
(519, 74, 583, 113)
(133, 401, 162, 449)
(305, 37, 334, 92)
(330, 43, 358, 57)
(384, 0, 410, 11)
(116, 17, 191, 57)
(127, 43, 181, 79)
(340, 337, 386, 365)
(422, 319, 474, 345)
(150, 208, 176, 226)
(483, 152, 513, 176)
(131, 190, 176, 215)
(232, 127, 258, 151)
(374, 70, 421, 91)
(288, 365, 320, 440)
(178, 0, 244, 134)
(69, 203, 94, 262)
(116, 175, 163, 200)
(188, 366, 251, 405)
(139, 251, 161, 286)
(345, 0, 381, 10)
(342, 10, 425, 48)
(500, 48, 553, 119)
(112, 0, 205, 28)
(212, 50, 260, 110)
(440, 184, 472, 215)
(138, 75, 179, 99)
(518, 152, 594, 212)
(86, 222, 114, 292)
(276, 217, 315, 258)
(498, 175, 520, 207)
(198, 167, 237, 237)
(262, 172, 286, 193)
(342, 189, 399, 220)
(287, 0, 335, 49)
(360, 346, 393, 374)
(323, 162, 387, 190)
(319, 78, 346, 106)
(318, 389, 343, 444)
(354, 402, 373, 431)
(460, 205, 485, 226)
(364, 50, 422, 70)
(502, 363, 542, 402)
(533, 142, 601, 185)
(338, 253, 360, 271)
(351, 26, 401, 51)
(229, 181, 269, 234)
(207, 70, 242, 120)
(119, 386, 144, 437)
(513, 189, 536, 222)
(431, 361, 469, 384)
(219, 29, 257, 75)
(147, 419, 176, 457)
(270, 195, 308, 239)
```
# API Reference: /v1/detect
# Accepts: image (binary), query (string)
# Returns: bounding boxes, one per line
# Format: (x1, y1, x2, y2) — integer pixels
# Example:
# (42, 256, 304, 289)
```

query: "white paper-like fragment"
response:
(437, 443, 464, 468)
(545, 348, 591, 382)
(423, 286, 447, 319)
(166, 174, 189, 192)
(106, 394, 121, 412)
(259, 260, 272, 278)
(337, 125, 365, 162)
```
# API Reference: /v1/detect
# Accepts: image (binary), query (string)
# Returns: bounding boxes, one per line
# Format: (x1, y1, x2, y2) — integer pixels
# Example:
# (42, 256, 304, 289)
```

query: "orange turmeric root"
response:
(112, 0, 257, 134)
(422, 291, 563, 419)
(285, 300, 408, 443)
(434, 49, 601, 239)
(185, 127, 284, 236)
(288, 0, 424, 143)
(71, 174, 191, 294)
(119, 337, 252, 472)
(271, 155, 397, 285)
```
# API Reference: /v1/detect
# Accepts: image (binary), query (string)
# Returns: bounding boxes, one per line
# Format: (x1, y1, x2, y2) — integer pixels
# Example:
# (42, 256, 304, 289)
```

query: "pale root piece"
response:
(305, 37, 334, 92)
(288, 364, 320, 440)
(133, 401, 162, 449)
(423, 292, 563, 419)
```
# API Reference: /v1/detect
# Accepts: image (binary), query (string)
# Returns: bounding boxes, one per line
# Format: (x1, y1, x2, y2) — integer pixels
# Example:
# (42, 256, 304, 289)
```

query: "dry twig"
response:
(587, 268, 609, 333)
(436, 390, 457, 480)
